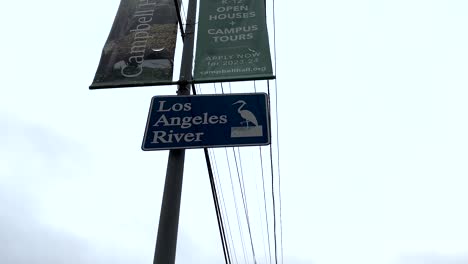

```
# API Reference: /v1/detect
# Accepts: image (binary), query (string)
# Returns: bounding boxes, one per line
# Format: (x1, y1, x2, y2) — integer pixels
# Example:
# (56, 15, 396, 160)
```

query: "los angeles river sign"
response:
(142, 93, 270, 150)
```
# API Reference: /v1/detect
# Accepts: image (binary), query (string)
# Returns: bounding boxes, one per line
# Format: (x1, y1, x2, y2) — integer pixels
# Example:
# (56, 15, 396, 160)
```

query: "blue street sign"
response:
(142, 93, 270, 150)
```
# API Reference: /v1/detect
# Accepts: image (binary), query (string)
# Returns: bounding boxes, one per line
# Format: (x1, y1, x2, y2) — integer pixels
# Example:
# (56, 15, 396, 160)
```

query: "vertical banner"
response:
(194, 0, 274, 83)
(90, 0, 179, 89)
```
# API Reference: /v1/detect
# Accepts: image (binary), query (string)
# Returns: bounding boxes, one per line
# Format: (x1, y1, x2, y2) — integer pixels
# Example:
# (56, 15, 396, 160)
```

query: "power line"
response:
(275, 79, 284, 264)
(232, 97, 270, 264)
(173, 0, 186, 42)
(190, 1, 282, 261)
(252, 80, 273, 263)
(251, 148, 271, 264)
(203, 148, 232, 264)
(215, 82, 257, 263)
(210, 149, 239, 264)
(269, 138, 278, 264)
(259, 146, 273, 264)
(233, 148, 258, 263)
(266, 80, 278, 264)
(168, 0, 281, 263)
(270, 0, 284, 260)
(225, 148, 249, 263)
(192, 82, 231, 264)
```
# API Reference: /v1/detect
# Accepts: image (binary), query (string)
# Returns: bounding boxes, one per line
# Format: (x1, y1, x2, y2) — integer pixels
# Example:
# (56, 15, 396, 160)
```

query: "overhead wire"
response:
(188, 52, 232, 264)
(240, 144, 271, 264)
(195, 83, 232, 264)
(210, 150, 239, 264)
(224, 70, 276, 264)
(267, 80, 278, 264)
(198, 83, 237, 262)
(257, 0, 283, 261)
(259, 146, 273, 264)
(203, 147, 232, 264)
(217, 82, 261, 263)
(232, 77, 273, 264)
(232, 148, 257, 263)
(174, 0, 186, 42)
(180, 0, 187, 23)
(225, 148, 249, 264)
(176, 0, 236, 261)
(270, 0, 284, 261)
(203, 82, 279, 264)
(221, 80, 252, 263)
(170, 0, 282, 263)
(254, 80, 273, 264)
(176, 0, 283, 261)
(200, 84, 234, 264)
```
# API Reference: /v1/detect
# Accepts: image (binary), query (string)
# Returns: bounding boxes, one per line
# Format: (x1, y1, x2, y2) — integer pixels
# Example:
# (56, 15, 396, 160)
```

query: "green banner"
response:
(90, 0, 179, 89)
(194, 0, 274, 82)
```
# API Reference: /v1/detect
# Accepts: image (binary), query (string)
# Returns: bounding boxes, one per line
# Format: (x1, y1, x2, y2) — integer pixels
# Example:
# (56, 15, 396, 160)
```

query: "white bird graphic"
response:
(232, 100, 258, 127)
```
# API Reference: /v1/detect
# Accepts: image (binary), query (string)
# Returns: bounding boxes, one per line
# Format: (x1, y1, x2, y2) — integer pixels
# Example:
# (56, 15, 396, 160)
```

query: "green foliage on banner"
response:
(90, 0, 179, 89)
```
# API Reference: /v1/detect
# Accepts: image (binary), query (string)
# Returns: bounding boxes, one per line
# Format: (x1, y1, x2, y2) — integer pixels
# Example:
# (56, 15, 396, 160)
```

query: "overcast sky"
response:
(1, 0, 468, 263)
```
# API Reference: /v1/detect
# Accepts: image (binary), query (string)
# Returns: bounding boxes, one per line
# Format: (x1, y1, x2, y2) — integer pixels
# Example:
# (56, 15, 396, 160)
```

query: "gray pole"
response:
(153, 0, 197, 262)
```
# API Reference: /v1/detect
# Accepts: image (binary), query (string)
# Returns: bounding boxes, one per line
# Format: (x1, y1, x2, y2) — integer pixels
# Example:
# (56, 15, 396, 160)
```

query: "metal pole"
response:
(153, 0, 197, 262)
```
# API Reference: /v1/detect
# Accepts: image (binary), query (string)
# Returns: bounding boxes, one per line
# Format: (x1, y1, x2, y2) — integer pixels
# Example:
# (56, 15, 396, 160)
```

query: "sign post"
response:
(152, 0, 196, 263)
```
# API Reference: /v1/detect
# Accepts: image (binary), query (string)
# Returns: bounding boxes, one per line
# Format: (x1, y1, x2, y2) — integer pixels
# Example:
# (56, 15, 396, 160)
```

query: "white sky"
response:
(1, 0, 468, 263)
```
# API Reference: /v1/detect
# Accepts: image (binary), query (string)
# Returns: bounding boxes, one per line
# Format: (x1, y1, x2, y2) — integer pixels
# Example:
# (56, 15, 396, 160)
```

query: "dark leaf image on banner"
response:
(90, 0, 179, 89)
(193, 0, 274, 83)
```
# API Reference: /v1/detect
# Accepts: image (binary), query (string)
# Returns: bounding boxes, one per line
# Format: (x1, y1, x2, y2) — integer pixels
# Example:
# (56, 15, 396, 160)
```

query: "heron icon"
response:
(232, 100, 258, 127)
